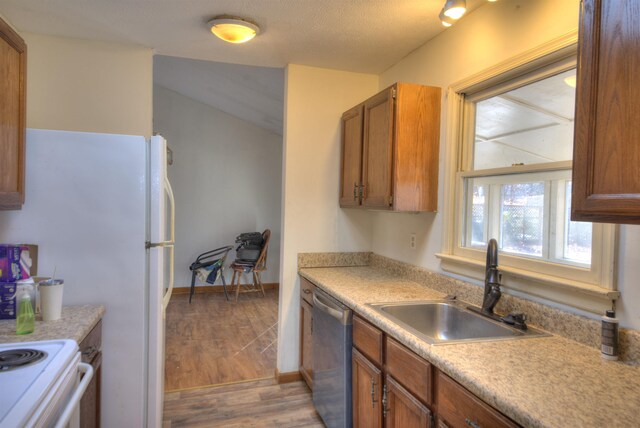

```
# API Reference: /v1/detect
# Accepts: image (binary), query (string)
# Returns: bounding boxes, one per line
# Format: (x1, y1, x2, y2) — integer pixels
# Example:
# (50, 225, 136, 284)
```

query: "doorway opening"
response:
(152, 55, 284, 392)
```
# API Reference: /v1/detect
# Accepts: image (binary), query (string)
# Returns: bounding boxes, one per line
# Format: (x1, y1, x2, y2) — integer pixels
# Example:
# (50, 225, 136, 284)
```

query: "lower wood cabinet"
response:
(436, 371, 518, 428)
(384, 375, 432, 428)
(79, 319, 102, 428)
(352, 348, 383, 428)
(352, 314, 520, 428)
(300, 299, 313, 388)
(299, 276, 315, 389)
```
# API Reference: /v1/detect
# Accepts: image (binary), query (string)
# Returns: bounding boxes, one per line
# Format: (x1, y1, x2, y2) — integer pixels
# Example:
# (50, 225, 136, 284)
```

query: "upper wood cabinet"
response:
(572, 0, 640, 224)
(0, 17, 26, 210)
(339, 83, 441, 212)
(339, 104, 365, 208)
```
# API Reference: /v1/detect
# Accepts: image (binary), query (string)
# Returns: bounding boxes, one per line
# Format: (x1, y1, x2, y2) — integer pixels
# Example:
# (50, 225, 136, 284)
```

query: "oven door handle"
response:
(54, 362, 94, 428)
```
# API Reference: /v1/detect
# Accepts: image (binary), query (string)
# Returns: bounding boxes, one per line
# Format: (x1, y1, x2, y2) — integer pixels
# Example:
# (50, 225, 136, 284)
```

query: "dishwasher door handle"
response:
(313, 291, 350, 324)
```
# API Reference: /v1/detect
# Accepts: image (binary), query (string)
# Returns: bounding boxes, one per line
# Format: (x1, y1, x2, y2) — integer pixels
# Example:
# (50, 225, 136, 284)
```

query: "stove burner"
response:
(0, 349, 47, 371)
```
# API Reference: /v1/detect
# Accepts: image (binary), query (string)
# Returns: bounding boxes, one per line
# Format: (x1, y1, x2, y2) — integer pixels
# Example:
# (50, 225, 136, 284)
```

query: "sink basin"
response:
(367, 300, 547, 344)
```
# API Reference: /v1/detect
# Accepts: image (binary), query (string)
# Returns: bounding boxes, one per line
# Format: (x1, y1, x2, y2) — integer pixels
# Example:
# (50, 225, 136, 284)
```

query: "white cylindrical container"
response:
(601, 309, 619, 361)
(39, 279, 64, 321)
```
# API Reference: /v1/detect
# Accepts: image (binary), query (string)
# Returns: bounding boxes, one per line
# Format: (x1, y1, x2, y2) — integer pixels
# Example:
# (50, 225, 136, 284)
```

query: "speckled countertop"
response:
(0, 305, 105, 344)
(300, 266, 640, 428)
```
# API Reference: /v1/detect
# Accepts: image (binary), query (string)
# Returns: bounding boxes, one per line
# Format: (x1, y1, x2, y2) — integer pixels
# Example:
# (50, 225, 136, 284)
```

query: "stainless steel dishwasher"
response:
(312, 288, 353, 428)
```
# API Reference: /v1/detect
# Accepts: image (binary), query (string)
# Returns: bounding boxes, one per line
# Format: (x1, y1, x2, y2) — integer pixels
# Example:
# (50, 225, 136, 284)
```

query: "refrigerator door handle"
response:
(163, 175, 175, 313)
(145, 241, 173, 249)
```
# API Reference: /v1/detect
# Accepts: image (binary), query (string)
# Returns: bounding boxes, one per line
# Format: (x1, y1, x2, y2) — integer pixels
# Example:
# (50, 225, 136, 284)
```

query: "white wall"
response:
(373, 0, 581, 274)
(371, 0, 640, 329)
(23, 32, 153, 136)
(278, 64, 378, 372)
(153, 84, 283, 288)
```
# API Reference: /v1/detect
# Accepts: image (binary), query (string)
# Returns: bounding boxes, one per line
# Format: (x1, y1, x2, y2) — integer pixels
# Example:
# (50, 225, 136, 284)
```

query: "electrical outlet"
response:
(409, 233, 417, 249)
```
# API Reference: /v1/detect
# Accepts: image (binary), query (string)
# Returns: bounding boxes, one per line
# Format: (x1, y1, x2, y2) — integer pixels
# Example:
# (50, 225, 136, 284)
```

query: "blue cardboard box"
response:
(0, 283, 17, 319)
(0, 245, 31, 283)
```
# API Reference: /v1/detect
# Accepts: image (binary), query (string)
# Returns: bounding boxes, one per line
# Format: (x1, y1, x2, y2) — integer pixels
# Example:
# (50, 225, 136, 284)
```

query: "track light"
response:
(439, 9, 455, 27)
(443, 0, 467, 20)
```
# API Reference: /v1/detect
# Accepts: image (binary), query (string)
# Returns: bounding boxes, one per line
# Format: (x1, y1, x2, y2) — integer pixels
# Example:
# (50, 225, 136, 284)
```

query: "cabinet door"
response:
(436, 372, 518, 428)
(340, 104, 364, 207)
(572, 0, 640, 223)
(80, 352, 102, 428)
(362, 87, 394, 209)
(0, 17, 26, 210)
(352, 348, 383, 428)
(300, 299, 313, 389)
(384, 375, 432, 428)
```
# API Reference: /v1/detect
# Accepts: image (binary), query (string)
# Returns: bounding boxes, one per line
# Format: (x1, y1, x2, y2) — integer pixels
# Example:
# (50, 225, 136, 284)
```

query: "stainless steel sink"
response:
(367, 300, 547, 344)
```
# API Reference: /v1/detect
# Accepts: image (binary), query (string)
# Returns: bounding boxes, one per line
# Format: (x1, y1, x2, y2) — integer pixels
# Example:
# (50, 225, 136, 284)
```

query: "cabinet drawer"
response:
(436, 371, 519, 428)
(385, 337, 432, 406)
(300, 276, 315, 305)
(353, 315, 383, 367)
(80, 319, 102, 364)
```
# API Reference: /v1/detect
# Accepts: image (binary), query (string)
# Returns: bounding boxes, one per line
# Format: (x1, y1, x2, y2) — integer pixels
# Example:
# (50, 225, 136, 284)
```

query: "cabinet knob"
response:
(382, 383, 390, 418)
(303, 289, 311, 294)
(465, 418, 481, 428)
(81, 345, 99, 362)
(370, 378, 378, 407)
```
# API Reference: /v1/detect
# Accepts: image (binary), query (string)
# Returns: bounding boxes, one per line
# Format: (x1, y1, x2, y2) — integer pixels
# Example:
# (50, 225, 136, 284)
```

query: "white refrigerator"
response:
(0, 129, 175, 428)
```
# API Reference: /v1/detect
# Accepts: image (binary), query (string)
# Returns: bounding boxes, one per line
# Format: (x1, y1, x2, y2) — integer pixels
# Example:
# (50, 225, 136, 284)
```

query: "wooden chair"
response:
(229, 229, 271, 302)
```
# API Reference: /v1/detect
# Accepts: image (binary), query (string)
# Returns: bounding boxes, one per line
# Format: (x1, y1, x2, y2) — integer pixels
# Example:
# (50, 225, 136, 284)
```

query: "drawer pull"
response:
(382, 384, 390, 418)
(370, 378, 378, 407)
(303, 289, 311, 294)
(465, 418, 481, 428)
(82, 345, 98, 361)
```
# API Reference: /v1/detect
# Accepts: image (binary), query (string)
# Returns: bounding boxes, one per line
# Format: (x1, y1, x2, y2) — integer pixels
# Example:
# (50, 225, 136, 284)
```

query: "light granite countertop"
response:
(0, 305, 105, 344)
(300, 266, 640, 428)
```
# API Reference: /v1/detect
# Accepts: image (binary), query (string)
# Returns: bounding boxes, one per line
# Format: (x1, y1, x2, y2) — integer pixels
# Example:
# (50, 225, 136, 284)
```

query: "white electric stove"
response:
(0, 339, 93, 428)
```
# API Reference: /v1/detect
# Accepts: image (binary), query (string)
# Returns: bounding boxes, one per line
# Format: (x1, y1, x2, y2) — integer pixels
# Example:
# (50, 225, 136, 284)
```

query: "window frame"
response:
(436, 32, 619, 314)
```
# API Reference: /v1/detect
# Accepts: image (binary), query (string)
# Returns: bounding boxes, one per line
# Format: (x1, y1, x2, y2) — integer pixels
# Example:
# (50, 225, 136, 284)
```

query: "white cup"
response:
(39, 280, 64, 321)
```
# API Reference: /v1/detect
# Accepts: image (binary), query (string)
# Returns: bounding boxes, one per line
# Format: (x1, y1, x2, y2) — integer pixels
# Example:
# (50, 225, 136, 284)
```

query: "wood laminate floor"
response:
(163, 378, 324, 427)
(165, 289, 279, 391)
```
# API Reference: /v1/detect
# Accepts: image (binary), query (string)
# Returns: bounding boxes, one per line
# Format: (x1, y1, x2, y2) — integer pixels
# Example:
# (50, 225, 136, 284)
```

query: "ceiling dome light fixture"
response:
(208, 16, 260, 44)
(443, 0, 467, 20)
(439, 9, 455, 27)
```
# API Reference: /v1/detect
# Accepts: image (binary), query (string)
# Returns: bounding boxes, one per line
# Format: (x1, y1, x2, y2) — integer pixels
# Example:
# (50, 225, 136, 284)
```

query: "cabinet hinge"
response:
(388, 195, 393, 206)
(391, 87, 397, 99)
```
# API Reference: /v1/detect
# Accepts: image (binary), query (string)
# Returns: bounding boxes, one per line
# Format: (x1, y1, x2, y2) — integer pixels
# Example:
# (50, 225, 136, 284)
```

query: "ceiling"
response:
(0, 0, 486, 135)
(0, 0, 485, 74)
(154, 56, 284, 135)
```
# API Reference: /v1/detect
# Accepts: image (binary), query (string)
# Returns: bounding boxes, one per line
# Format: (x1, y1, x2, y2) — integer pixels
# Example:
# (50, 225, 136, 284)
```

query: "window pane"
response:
(471, 185, 487, 246)
(500, 182, 544, 257)
(473, 69, 576, 170)
(564, 181, 592, 263)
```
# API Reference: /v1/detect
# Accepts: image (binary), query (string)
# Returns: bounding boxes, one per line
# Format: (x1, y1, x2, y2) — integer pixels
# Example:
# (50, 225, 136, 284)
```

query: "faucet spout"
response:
(482, 238, 501, 315)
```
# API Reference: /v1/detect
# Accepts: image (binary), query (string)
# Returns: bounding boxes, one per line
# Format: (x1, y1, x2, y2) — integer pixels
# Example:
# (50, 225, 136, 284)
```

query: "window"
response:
(438, 35, 618, 314)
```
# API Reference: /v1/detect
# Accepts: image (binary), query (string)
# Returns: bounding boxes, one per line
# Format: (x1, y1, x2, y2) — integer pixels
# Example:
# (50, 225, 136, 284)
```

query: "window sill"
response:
(435, 253, 619, 314)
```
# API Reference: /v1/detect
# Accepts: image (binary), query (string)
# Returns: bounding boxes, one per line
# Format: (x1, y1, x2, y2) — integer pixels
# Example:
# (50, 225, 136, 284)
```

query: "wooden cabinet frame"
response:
(352, 314, 519, 428)
(572, 0, 640, 223)
(339, 83, 441, 212)
(0, 17, 27, 210)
